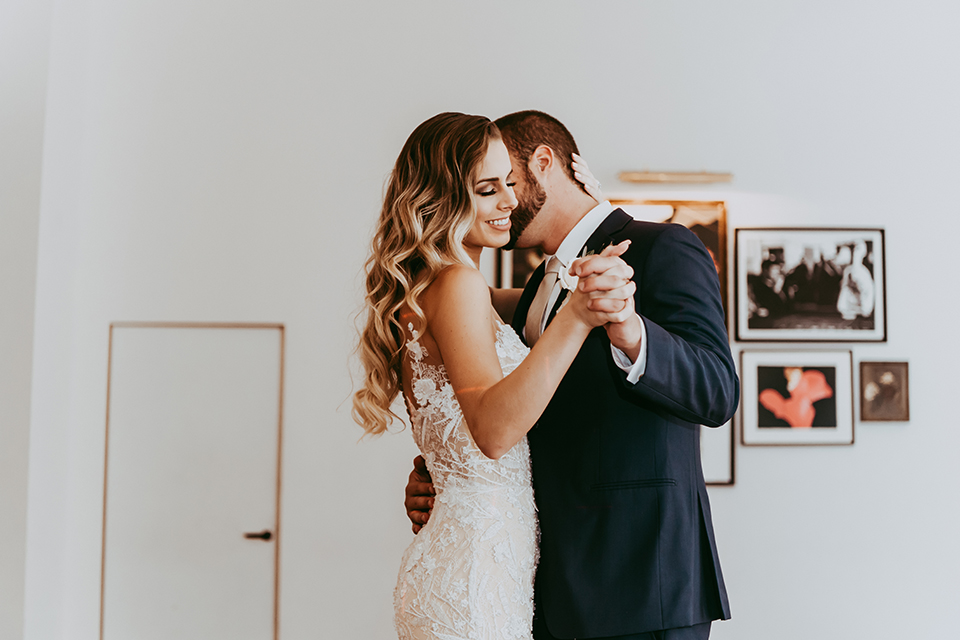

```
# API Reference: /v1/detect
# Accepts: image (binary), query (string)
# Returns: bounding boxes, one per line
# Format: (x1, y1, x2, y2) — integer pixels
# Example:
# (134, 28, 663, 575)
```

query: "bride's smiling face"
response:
(462, 139, 518, 258)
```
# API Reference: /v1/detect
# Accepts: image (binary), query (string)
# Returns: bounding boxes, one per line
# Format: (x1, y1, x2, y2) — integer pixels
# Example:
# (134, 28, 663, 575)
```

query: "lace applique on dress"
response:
(395, 322, 537, 640)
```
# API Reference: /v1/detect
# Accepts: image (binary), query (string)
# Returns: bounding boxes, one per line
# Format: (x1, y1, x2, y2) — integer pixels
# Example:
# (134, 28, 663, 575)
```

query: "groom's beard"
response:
(504, 169, 546, 250)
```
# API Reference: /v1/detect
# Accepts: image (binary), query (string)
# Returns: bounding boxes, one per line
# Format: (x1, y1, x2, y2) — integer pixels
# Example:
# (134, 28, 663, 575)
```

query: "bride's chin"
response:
(484, 238, 510, 250)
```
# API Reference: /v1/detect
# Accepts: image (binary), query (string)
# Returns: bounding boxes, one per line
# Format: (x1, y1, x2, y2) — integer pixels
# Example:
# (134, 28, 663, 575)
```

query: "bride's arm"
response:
(424, 253, 634, 460)
(425, 266, 588, 460)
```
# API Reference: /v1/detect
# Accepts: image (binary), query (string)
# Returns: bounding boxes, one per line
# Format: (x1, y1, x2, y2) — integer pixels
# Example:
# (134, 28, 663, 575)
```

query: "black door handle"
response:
(243, 530, 273, 541)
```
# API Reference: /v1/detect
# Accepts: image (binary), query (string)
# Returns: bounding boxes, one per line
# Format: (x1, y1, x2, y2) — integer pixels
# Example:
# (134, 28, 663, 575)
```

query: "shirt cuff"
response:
(610, 315, 647, 384)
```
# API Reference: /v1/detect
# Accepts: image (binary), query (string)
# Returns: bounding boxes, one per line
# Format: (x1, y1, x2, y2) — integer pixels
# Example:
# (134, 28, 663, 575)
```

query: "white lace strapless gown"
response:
(395, 323, 537, 640)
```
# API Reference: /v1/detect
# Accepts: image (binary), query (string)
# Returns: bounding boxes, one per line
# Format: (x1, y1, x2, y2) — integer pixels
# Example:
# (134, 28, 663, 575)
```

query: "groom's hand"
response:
(404, 455, 435, 534)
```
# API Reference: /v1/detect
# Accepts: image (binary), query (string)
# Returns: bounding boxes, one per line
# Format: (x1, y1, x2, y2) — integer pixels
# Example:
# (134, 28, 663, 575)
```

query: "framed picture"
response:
(740, 350, 854, 446)
(701, 419, 735, 486)
(734, 228, 886, 342)
(860, 361, 909, 422)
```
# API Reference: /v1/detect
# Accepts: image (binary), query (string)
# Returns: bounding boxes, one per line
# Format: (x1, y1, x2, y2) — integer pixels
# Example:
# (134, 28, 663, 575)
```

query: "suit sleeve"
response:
(615, 224, 739, 427)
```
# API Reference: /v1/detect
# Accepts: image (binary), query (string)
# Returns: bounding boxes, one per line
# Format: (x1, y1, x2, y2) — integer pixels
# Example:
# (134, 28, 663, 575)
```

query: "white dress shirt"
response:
(525, 201, 647, 383)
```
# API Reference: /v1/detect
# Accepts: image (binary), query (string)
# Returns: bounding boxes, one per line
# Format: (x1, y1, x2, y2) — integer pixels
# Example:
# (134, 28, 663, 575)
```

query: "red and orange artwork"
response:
(759, 367, 834, 428)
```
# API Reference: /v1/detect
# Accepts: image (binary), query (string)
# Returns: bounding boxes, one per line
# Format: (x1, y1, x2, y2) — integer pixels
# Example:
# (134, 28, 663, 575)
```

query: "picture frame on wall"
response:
(740, 350, 854, 446)
(734, 228, 886, 342)
(860, 361, 910, 422)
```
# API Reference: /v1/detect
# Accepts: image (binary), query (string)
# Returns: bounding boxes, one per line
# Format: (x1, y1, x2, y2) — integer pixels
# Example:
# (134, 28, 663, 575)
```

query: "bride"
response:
(353, 112, 634, 640)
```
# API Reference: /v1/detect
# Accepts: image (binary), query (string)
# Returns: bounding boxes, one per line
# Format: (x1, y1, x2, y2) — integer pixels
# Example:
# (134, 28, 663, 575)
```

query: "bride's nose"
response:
(502, 188, 518, 211)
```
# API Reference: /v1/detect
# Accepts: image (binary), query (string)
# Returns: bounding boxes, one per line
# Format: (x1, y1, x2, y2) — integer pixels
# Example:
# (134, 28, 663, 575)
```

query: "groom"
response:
(406, 110, 739, 640)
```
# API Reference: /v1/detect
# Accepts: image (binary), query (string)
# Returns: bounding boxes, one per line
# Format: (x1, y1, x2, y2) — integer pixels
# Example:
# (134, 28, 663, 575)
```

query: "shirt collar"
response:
(552, 200, 615, 267)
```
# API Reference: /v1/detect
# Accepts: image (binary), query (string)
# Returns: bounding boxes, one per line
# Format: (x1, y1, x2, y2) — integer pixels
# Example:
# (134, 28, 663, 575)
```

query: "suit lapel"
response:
(542, 209, 634, 327)
(583, 208, 632, 256)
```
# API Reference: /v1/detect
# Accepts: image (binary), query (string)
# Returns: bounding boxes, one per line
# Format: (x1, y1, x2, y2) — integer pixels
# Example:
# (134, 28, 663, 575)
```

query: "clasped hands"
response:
(565, 240, 635, 328)
(566, 241, 644, 362)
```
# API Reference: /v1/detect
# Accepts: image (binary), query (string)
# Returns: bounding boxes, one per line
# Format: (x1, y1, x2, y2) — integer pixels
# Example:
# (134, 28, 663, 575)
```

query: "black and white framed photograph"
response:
(740, 350, 854, 446)
(701, 420, 735, 485)
(735, 228, 886, 342)
(860, 361, 910, 422)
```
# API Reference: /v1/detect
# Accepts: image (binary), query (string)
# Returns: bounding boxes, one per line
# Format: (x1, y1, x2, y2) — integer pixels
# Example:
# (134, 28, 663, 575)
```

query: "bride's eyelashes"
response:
(477, 181, 516, 197)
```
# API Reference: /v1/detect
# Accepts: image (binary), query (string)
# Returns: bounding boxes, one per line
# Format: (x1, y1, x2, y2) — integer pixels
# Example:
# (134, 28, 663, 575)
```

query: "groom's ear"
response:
(530, 144, 556, 177)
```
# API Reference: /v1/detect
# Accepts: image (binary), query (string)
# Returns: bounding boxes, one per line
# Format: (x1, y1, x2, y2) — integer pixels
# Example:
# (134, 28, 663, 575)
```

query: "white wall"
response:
(0, 1, 52, 639)
(21, 1, 960, 639)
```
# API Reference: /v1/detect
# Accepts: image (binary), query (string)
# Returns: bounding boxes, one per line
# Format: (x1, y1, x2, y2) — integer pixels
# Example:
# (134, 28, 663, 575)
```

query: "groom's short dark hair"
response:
(494, 110, 580, 184)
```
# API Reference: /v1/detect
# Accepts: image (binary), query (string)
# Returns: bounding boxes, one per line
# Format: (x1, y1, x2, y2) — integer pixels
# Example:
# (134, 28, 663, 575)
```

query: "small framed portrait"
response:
(734, 228, 886, 342)
(860, 361, 909, 422)
(702, 419, 735, 486)
(740, 350, 854, 446)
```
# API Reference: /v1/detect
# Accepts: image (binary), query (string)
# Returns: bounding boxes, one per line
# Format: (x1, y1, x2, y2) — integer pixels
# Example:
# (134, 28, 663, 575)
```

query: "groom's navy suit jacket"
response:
(512, 209, 738, 638)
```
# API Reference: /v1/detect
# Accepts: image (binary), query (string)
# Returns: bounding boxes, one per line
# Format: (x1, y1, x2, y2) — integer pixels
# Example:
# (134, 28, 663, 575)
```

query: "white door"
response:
(102, 324, 283, 640)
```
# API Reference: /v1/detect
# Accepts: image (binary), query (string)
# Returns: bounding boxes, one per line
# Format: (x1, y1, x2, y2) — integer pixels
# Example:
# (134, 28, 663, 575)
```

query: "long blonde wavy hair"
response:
(354, 112, 501, 435)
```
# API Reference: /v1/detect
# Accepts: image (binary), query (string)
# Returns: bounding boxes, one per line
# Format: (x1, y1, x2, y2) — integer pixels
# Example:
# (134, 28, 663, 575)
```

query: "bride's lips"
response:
(485, 216, 511, 230)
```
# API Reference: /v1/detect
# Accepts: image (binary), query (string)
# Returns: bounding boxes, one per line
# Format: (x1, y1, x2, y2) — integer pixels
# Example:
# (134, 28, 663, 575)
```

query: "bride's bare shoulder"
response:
(423, 265, 488, 303)
(421, 265, 493, 325)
